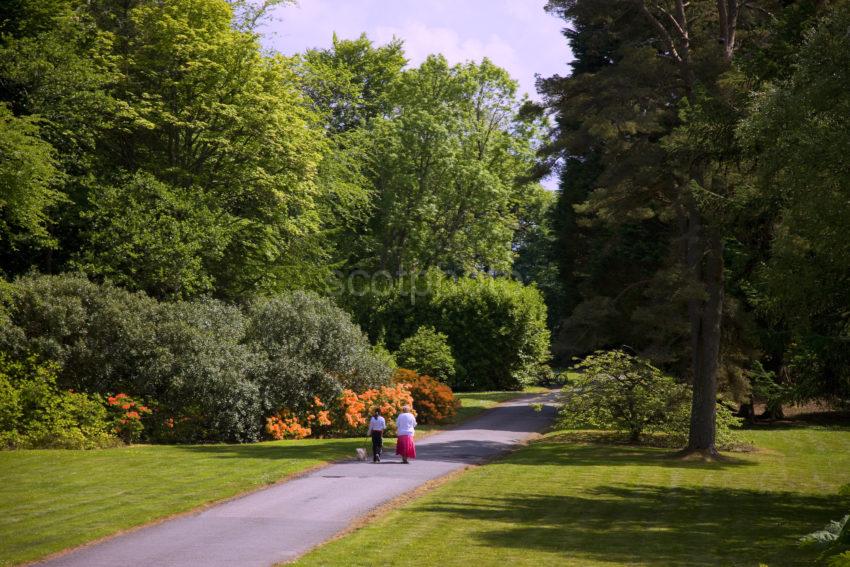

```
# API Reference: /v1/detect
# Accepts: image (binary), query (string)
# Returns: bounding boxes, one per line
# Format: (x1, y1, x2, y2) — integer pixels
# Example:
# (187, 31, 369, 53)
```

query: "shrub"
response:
(331, 384, 413, 436)
(394, 368, 458, 424)
(245, 291, 392, 416)
(395, 327, 456, 383)
(800, 511, 850, 565)
(0, 355, 117, 449)
(658, 398, 744, 450)
(1, 275, 393, 443)
(346, 270, 550, 391)
(0, 275, 264, 443)
(559, 350, 689, 443)
(151, 299, 263, 443)
(559, 350, 742, 448)
(0, 273, 163, 394)
(265, 385, 413, 439)
(105, 393, 152, 443)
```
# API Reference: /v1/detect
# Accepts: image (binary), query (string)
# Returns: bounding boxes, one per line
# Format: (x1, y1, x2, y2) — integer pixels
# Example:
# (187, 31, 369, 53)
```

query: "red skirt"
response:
(395, 434, 416, 459)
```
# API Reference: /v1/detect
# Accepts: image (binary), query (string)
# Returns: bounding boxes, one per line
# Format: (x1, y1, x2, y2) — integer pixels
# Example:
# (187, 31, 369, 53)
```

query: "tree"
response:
(542, 0, 785, 456)
(741, 1, 850, 406)
(0, 0, 331, 297)
(360, 56, 544, 274)
(0, 105, 60, 252)
(298, 33, 406, 135)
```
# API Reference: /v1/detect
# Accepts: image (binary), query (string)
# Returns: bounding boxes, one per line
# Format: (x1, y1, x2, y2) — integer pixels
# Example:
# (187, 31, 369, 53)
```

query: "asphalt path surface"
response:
(38, 391, 558, 567)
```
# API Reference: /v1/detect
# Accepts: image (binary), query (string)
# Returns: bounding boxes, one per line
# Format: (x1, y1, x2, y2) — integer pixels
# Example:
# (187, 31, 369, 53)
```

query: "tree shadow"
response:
(506, 442, 756, 470)
(414, 483, 844, 566)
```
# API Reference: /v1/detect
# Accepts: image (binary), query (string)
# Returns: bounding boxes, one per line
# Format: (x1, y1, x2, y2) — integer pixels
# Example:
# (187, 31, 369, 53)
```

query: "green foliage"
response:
(395, 327, 456, 384)
(298, 33, 406, 134)
(434, 275, 550, 390)
(352, 55, 544, 274)
(0, 355, 117, 449)
(746, 361, 789, 415)
(0, 104, 61, 249)
(0, 274, 391, 442)
(801, 509, 850, 565)
(0, 0, 331, 297)
(740, 3, 850, 406)
(75, 172, 230, 300)
(559, 350, 691, 443)
(349, 271, 550, 391)
(559, 350, 742, 447)
(245, 291, 392, 416)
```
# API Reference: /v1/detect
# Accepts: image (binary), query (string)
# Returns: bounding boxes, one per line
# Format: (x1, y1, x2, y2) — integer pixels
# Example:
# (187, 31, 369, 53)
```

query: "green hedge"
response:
(346, 271, 550, 390)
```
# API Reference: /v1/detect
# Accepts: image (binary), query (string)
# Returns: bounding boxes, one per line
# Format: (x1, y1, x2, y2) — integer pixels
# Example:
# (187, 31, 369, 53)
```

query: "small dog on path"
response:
(355, 448, 367, 461)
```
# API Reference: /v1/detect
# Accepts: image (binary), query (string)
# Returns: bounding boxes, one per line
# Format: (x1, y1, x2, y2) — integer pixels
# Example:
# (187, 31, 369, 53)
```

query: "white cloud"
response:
(373, 23, 528, 94)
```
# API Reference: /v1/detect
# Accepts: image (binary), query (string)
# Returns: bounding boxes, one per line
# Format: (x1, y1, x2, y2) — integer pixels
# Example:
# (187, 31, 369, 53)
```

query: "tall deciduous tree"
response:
(361, 55, 543, 275)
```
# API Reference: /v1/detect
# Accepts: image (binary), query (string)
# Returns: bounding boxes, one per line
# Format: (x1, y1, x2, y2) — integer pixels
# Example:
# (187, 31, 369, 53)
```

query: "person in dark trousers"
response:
(367, 408, 386, 462)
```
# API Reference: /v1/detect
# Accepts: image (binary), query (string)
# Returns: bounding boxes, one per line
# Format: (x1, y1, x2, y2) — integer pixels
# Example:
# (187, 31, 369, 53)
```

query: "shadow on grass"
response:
(415, 481, 842, 566)
(506, 442, 756, 470)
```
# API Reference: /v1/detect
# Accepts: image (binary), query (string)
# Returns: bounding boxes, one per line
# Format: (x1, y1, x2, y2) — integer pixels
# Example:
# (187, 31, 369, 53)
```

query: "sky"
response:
(257, 0, 574, 102)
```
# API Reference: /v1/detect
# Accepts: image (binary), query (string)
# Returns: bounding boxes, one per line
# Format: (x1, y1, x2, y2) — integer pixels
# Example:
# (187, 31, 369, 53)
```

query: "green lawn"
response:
(0, 438, 369, 566)
(418, 389, 545, 433)
(0, 389, 534, 566)
(293, 426, 850, 567)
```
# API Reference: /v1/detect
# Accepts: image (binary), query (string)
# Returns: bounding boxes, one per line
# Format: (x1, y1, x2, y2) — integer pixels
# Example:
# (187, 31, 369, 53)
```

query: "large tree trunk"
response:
(685, 232, 724, 457)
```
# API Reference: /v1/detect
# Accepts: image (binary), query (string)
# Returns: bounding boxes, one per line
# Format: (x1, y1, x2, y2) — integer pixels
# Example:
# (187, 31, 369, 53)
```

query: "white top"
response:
(396, 412, 417, 436)
(367, 416, 386, 434)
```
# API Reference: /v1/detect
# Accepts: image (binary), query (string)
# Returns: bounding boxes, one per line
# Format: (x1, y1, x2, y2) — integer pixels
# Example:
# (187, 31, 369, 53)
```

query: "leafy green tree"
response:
(559, 350, 691, 443)
(297, 34, 406, 270)
(298, 33, 406, 135)
(360, 56, 543, 274)
(1, 0, 330, 297)
(741, 2, 850, 406)
(541, 0, 796, 455)
(0, 105, 60, 250)
(74, 172, 229, 300)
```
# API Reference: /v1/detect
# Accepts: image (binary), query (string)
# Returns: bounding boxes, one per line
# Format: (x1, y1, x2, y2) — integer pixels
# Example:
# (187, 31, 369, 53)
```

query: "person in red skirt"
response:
(395, 405, 417, 464)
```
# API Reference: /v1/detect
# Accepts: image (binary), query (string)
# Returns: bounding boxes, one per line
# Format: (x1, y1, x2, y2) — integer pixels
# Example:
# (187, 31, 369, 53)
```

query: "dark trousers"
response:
(371, 431, 383, 460)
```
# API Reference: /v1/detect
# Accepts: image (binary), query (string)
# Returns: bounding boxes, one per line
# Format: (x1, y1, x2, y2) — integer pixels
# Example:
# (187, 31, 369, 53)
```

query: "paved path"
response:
(38, 391, 558, 567)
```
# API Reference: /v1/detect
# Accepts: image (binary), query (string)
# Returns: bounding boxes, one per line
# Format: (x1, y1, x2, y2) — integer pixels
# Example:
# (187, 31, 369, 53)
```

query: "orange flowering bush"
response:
(343, 384, 413, 436)
(105, 393, 152, 443)
(265, 386, 415, 439)
(266, 397, 333, 440)
(393, 368, 458, 424)
(265, 411, 312, 439)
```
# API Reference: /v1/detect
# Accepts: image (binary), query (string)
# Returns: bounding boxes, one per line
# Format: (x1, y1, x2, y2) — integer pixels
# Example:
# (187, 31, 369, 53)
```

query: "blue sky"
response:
(257, 0, 574, 102)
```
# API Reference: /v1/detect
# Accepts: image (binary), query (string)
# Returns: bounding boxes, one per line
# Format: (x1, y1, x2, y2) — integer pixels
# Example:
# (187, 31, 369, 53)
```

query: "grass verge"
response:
(292, 426, 850, 567)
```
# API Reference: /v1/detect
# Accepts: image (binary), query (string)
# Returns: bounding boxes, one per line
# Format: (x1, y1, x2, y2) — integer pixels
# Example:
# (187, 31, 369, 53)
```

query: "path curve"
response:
(37, 391, 558, 567)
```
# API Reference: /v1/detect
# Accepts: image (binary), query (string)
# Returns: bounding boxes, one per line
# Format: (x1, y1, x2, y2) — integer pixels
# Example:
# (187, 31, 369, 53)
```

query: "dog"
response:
(355, 448, 367, 461)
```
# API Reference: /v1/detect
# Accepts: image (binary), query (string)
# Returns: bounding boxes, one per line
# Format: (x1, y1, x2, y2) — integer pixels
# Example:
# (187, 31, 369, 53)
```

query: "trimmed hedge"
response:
(345, 271, 550, 390)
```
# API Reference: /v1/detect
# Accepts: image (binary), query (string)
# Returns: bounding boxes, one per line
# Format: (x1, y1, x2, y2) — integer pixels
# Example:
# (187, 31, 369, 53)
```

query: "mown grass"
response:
(427, 388, 546, 431)
(0, 388, 535, 566)
(0, 438, 368, 566)
(293, 426, 850, 567)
